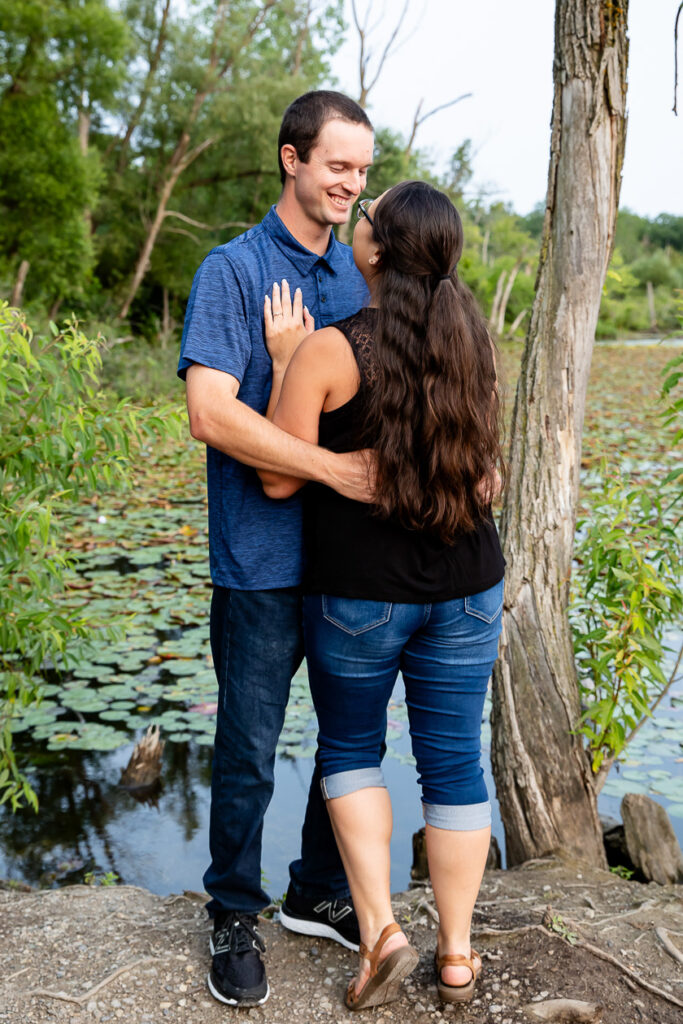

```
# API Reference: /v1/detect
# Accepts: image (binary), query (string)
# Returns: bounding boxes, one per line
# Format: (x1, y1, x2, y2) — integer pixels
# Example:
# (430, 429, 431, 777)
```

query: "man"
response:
(177, 91, 375, 1007)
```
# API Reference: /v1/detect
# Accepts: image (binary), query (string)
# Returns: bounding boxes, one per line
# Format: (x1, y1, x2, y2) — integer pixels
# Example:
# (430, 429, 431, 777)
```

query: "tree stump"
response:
(120, 724, 165, 790)
(411, 827, 501, 880)
(621, 794, 683, 885)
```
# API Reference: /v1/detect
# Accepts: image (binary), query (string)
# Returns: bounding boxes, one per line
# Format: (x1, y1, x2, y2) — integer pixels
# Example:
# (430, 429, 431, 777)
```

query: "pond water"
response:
(596, 336, 683, 346)
(1, 646, 681, 898)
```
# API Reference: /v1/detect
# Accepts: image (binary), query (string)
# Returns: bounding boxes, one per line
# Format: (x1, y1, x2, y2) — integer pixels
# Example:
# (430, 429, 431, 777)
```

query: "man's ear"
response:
(280, 144, 298, 179)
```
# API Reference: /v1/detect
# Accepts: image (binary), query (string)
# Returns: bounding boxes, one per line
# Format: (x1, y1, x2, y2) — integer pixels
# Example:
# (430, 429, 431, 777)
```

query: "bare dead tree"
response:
(351, 0, 410, 107)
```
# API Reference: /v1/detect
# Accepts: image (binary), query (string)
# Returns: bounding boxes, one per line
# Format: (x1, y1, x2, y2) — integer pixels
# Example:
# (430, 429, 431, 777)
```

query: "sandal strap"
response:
(362, 922, 403, 978)
(436, 948, 481, 978)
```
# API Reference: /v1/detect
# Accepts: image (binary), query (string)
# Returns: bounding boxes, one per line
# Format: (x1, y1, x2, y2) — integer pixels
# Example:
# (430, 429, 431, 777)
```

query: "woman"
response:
(259, 181, 505, 1010)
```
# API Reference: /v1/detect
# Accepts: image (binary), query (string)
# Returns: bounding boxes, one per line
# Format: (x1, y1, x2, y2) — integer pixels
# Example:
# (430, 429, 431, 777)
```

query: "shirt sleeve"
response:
(177, 251, 251, 382)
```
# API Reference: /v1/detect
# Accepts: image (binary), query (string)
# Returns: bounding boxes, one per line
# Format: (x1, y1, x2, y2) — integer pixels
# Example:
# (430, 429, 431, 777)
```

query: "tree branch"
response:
(109, 0, 172, 170)
(163, 210, 254, 231)
(179, 168, 277, 191)
(352, 0, 410, 107)
(674, 2, 683, 114)
(404, 92, 472, 155)
(362, 0, 409, 100)
(593, 639, 683, 794)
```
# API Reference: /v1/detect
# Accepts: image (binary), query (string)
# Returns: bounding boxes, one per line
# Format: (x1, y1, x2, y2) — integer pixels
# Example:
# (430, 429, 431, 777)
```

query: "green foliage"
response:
(545, 913, 578, 945)
(84, 870, 119, 886)
(609, 864, 635, 880)
(0, 90, 95, 298)
(0, 304, 182, 810)
(0, 0, 129, 302)
(571, 348, 683, 774)
(571, 469, 682, 771)
(596, 210, 683, 337)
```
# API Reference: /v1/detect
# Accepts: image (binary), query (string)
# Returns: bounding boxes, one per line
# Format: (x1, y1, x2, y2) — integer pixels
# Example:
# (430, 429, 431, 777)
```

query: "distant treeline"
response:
(1, 1, 680, 341)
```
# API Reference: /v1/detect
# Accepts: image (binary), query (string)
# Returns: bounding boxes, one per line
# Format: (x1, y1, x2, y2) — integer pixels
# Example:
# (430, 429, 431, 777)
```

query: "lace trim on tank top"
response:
(331, 307, 379, 390)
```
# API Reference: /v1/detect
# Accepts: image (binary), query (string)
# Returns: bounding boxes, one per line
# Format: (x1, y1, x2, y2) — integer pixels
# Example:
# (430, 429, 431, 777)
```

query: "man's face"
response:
(290, 118, 374, 228)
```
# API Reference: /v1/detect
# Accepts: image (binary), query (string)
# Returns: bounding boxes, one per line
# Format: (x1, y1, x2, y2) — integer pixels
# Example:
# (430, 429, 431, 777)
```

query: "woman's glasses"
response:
(356, 198, 374, 226)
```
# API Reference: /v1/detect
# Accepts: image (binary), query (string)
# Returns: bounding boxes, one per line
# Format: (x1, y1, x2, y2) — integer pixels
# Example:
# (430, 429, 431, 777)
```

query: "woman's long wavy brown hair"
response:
(366, 180, 504, 541)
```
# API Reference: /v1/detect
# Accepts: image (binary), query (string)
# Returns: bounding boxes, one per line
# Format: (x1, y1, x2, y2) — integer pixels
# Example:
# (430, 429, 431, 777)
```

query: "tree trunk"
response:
(496, 259, 522, 336)
(491, 0, 628, 867)
(507, 307, 528, 338)
(117, 141, 198, 320)
(10, 259, 30, 306)
(489, 269, 507, 333)
(646, 280, 657, 331)
(482, 228, 490, 266)
(78, 105, 92, 235)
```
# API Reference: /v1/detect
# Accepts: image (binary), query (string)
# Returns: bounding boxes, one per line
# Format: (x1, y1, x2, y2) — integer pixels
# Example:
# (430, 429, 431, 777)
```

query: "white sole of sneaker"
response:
(277, 908, 360, 952)
(206, 973, 270, 1006)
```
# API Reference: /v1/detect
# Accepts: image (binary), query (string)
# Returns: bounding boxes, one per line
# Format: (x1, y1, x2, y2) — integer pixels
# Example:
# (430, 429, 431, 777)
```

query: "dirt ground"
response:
(1, 856, 682, 1024)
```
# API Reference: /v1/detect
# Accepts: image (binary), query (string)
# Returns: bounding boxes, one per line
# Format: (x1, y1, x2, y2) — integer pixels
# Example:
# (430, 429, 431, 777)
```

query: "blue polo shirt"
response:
(178, 206, 369, 590)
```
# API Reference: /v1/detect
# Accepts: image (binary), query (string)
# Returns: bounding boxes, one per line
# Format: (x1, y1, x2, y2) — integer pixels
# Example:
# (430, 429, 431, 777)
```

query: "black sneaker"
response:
(278, 885, 360, 951)
(207, 911, 269, 1006)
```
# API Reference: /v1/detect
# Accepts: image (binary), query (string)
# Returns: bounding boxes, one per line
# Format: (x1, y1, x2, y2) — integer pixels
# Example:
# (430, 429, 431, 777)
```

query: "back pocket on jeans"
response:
(464, 580, 504, 624)
(321, 595, 392, 636)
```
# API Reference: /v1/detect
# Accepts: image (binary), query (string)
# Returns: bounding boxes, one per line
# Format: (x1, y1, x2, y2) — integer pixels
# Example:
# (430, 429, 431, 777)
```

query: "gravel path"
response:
(1, 857, 682, 1023)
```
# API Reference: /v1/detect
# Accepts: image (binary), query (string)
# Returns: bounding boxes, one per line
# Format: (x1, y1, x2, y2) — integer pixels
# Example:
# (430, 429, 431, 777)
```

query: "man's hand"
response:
(324, 449, 377, 504)
(264, 279, 315, 372)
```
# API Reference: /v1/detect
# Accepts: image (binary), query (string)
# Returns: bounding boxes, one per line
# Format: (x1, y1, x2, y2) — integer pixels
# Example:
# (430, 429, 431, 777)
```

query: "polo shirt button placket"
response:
(317, 270, 326, 306)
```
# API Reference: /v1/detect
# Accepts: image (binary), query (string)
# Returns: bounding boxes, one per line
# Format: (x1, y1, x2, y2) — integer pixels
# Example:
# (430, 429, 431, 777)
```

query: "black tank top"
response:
(303, 307, 505, 602)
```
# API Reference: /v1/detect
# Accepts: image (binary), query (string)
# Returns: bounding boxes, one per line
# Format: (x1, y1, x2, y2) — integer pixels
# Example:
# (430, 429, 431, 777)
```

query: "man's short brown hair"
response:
(278, 90, 373, 185)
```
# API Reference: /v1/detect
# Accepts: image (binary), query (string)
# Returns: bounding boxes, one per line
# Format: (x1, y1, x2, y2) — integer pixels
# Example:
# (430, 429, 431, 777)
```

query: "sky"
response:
(329, 0, 683, 218)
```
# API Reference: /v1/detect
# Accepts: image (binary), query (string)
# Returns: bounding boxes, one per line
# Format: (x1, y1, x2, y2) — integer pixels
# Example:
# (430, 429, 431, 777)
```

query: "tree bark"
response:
(491, 0, 628, 867)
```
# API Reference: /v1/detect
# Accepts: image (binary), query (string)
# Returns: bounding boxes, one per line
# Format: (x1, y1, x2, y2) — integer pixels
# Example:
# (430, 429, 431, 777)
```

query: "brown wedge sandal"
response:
(434, 948, 482, 1003)
(345, 922, 419, 1011)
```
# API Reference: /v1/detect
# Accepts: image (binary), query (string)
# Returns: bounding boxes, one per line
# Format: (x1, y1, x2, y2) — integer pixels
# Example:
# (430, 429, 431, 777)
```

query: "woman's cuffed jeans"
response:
(303, 580, 504, 831)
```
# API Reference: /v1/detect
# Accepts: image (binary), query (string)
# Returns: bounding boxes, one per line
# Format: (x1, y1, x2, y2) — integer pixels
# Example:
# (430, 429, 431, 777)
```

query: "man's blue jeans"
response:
(303, 581, 504, 831)
(203, 586, 348, 916)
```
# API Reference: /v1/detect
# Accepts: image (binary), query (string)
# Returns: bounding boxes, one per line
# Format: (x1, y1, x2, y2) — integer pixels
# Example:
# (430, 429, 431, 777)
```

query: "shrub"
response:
(0, 304, 182, 809)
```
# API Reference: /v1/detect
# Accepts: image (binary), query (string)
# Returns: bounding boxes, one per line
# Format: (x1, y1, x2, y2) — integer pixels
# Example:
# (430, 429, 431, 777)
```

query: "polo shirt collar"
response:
(263, 206, 343, 276)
